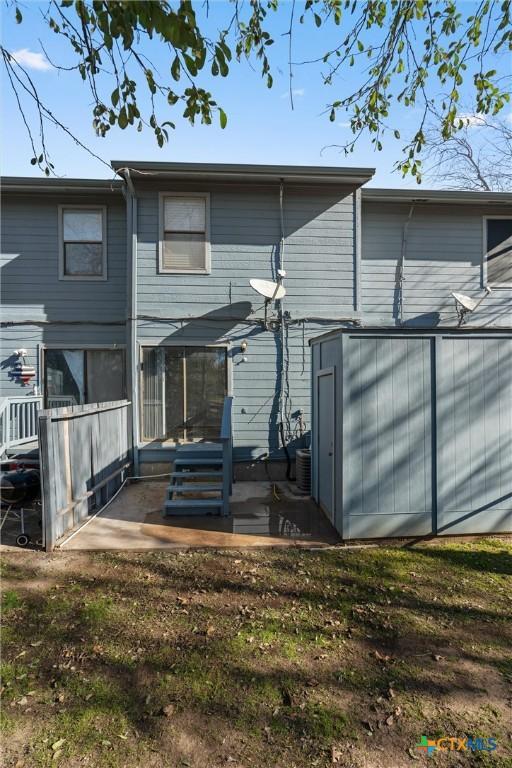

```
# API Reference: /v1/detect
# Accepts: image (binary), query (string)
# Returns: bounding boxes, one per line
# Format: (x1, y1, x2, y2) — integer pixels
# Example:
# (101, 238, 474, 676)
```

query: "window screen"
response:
(62, 208, 105, 277)
(87, 350, 125, 403)
(141, 346, 227, 442)
(161, 196, 208, 272)
(486, 218, 512, 286)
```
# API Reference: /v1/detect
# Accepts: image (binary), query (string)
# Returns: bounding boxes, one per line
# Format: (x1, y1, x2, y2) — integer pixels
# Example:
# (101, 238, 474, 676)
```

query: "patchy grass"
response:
(1, 539, 511, 767)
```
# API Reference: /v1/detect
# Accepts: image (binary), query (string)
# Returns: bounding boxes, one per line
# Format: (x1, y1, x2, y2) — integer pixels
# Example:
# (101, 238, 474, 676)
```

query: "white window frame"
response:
(158, 192, 211, 274)
(58, 205, 107, 281)
(482, 215, 512, 289)
(138, 341, 231, 446)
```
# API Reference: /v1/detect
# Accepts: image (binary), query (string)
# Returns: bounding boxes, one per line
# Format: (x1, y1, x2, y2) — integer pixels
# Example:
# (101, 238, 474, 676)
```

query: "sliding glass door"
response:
(141, 346, 227, 442)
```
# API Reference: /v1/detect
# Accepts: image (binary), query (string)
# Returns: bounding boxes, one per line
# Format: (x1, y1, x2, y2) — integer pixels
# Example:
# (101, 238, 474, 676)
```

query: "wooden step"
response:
(168, 483, 223, 495)
(175, 443, 222, 456)
(163, 498, 223, 516)
(170, 470, 223, 480)
(174, 457, 223, 467)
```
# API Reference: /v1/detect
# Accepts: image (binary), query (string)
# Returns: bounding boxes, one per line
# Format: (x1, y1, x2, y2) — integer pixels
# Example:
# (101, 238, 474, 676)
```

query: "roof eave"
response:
(111, 161, 375, 186)
(1, 177, 123, 194)
(362, 187, 512, 204)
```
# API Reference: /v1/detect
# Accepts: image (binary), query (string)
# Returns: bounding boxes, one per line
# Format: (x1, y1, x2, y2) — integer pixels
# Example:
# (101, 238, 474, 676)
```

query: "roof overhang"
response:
(1, 177, 123, 194)
(362, 187, 512, 205)
(111, 161, 375, 186)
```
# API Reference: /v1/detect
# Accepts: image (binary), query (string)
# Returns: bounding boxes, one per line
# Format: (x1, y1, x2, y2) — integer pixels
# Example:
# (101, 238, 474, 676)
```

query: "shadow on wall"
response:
(133, 185, 340, 461)
(139, 300, 310, 462)
(1, 183, 350, 403)
(0, 353, 22, 384)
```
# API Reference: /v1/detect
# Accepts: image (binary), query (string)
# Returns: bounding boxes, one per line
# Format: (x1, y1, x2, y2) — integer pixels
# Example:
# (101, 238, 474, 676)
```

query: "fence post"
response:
(38, 413, 55, 552)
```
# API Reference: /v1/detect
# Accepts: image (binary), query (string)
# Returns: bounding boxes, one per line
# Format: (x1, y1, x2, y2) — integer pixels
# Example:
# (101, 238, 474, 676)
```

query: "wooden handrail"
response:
(220, 396, 233, 516)
(220, 396, 233, 441)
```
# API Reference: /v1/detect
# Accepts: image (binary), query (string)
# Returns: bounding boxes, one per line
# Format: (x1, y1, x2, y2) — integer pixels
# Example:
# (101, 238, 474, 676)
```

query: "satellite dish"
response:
(250, 278, 286, 300)
(451, 287, 491, 326)
(451, 292, 479, 312)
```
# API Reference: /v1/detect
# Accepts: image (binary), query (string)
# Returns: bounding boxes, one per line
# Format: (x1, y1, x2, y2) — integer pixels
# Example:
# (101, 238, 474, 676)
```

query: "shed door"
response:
(343, 336, 433, 539)
(317, 368, 335, 522)
(436, 337, 512, 534)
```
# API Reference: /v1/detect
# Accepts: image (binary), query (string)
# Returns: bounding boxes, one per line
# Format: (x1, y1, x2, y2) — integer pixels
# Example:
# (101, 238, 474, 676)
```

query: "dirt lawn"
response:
(1, 539, 511, 767)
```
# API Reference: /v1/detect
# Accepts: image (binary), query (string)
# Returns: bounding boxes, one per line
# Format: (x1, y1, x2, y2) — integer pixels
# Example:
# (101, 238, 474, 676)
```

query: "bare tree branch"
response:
(423, 114, 512, 191)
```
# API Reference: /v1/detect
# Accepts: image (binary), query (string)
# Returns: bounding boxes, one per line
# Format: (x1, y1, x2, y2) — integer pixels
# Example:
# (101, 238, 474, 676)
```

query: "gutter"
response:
(2, 178, 122, 194)
(397, 204, 415, 325)
(362, 188, 512, 205)
(111, 161, 375, 186)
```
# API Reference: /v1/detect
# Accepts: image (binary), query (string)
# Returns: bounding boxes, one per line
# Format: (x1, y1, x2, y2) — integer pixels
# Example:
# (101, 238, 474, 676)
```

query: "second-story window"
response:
(160, 194, 210, 273)
(484, 217, 512, 287)
(59, 207, 107, 280)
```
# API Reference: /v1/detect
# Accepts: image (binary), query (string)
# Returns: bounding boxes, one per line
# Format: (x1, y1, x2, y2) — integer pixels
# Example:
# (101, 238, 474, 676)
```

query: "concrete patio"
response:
(59, 480, 339, 550)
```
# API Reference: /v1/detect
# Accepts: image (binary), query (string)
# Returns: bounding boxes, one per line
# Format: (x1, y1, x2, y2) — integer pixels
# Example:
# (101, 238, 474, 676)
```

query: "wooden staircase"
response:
(163, 397, 233, 517)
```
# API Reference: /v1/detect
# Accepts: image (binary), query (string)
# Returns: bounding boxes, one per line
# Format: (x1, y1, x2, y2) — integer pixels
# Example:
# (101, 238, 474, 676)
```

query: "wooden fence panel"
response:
(38, 400, 131, 551)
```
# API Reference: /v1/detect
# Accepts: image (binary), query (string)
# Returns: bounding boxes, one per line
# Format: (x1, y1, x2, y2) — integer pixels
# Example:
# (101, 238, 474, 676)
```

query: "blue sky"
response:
(1, 0, 508, 186)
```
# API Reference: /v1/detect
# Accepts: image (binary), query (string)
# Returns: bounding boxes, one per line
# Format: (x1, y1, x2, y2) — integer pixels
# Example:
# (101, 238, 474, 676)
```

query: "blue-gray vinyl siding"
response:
(0, 193, 126, 399)
(361, 202, 512, 327)
(135, 182, 358, 461)
(311, 330, 512, 539)
(1, 193, 126, 322)
(0, 325, 126, 398)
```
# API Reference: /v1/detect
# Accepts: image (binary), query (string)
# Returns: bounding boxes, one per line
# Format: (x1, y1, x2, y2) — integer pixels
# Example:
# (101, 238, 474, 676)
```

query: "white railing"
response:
(47, 395, 77, 409)
(0, 395, 43, 456)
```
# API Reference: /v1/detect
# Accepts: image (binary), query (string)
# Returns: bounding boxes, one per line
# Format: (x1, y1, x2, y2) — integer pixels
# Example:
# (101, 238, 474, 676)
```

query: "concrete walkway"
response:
(60, 480, 339, 550)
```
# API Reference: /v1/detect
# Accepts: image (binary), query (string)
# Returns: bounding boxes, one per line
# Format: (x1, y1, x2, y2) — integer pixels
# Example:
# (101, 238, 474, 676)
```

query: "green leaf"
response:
(111, 89, 119, 107)
(171, 55, 181, 82)
(118, 107, 128, 129)
(219, 108, 227, 129)
(15, 7, 22, 23)
(183, 53, 197, 76)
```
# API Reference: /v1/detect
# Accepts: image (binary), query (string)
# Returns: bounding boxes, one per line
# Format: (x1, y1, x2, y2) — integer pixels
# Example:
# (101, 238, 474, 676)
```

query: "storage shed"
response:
(310, 329, 512, 539)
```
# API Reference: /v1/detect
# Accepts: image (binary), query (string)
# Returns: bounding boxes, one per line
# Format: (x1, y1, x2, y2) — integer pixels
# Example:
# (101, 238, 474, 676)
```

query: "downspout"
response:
(398, 203, 415, 325)
(277, 179, 292, 480)
(125, 170, 139, 475)
(278, 179, 286, 427)
(354, 188, 361, 312)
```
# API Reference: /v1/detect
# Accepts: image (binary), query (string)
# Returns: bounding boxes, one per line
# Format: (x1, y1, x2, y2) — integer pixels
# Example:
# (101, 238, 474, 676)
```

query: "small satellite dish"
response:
(451, 287, 491, 326)
(250, 278, 286, 301)
(451, 292, 479, 312)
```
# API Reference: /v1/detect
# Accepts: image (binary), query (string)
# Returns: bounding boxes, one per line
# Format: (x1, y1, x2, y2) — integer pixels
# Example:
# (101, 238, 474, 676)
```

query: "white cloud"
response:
(10, 48, 52, 71)
(505, 112, 512, 125)
(338, 121, 351, 129)
(281, 88, 305, 99)
(457, 113, 486, 128)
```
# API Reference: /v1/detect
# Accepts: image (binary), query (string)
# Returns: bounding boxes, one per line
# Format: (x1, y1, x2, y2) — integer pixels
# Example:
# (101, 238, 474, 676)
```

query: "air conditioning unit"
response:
(296, 448, 311, 495)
